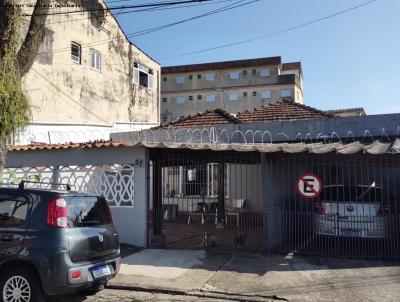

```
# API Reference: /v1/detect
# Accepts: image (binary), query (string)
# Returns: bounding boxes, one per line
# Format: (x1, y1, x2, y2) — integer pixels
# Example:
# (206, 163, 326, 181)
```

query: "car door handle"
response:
(0, 235, 13, 242)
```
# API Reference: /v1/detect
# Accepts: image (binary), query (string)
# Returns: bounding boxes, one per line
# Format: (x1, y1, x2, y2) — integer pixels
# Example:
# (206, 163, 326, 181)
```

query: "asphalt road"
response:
(52, 289, 237, 302)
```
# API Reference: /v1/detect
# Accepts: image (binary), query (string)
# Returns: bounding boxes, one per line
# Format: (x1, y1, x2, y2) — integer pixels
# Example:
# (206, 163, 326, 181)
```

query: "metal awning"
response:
(123, 138, 400, 155)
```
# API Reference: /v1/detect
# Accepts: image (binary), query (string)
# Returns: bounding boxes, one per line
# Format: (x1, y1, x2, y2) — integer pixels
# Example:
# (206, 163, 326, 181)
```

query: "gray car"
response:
(0, 183, 121, 302)
(314, 185, 388, 238)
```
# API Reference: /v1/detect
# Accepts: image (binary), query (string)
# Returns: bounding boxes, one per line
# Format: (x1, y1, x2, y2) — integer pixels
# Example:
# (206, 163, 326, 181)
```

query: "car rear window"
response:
(0, 199, 29, 227)
(66, 196, 112, 228)
(319, 186, 382, 203)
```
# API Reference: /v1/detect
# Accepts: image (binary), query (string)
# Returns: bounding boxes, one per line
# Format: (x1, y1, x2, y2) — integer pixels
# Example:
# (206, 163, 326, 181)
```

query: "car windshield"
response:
(66, 196, 112, 227)
(319, 186, 382, 203)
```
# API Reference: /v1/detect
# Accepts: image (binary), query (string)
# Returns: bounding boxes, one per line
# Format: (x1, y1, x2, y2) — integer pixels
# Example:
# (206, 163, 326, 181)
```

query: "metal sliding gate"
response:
(265, 154, 400, 259)
(149, 149, 264, 252)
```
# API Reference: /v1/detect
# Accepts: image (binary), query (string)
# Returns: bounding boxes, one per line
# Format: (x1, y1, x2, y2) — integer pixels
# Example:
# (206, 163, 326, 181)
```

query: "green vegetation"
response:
(0, 8, 30, 169)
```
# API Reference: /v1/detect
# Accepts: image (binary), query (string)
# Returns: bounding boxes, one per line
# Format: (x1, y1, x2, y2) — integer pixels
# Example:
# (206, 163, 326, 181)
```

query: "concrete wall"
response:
(110, 148, 148, 247)
(20, 0, 160, 129)
(161, 64, 302, 122)
(16, 122, 158, 144)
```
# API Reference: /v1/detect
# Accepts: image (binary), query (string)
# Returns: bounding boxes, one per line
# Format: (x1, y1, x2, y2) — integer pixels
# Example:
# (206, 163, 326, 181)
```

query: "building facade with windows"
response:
(18, 1, 160, 144)
(160, 57, 303, 123)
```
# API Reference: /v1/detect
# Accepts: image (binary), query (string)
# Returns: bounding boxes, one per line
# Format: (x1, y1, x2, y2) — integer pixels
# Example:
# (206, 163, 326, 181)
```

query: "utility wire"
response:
(22, 0, 216, 16)
(127, 0, 257, 38)
(40, 0, 257, 55)
(114, 0, 234, 15)
(35, 0, 235, 26)
(160, 0, 378, 60)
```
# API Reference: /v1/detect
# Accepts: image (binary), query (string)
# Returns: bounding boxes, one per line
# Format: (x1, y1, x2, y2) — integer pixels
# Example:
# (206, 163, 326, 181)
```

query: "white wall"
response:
(15, 122, 158, 145)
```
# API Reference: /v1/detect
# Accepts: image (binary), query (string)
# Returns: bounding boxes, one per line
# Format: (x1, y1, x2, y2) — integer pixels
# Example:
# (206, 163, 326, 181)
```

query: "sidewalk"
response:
(109, 249, 400, 302)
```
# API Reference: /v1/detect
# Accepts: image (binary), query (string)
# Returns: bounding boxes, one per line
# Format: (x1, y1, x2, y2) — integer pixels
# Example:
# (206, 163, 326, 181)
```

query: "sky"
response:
(111, 0, 400, 114)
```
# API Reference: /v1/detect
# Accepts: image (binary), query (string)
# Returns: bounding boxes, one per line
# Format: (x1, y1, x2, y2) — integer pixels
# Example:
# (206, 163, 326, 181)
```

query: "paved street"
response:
(55, 289, 238, 302)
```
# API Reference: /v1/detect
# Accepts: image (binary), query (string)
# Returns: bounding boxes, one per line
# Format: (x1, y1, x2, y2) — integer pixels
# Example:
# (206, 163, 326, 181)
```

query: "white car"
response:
(314, 185, 389, 238)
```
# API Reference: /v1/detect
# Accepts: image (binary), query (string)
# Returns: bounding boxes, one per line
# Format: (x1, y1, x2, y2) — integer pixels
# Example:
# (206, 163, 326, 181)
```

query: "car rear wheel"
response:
(0, 267, 44, 302)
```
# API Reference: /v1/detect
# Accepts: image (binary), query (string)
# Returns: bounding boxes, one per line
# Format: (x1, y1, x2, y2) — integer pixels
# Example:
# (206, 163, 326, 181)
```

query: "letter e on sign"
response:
(296, 173, 323, 199)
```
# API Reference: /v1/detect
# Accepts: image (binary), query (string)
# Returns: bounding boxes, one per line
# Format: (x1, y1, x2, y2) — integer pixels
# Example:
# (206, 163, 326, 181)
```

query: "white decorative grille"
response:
(2, 165, 135, 207)
(2, 167, 53, 188)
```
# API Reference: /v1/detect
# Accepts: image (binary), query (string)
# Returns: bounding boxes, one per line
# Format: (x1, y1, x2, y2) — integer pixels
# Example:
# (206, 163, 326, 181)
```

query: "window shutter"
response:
(96, 53, 101, 71)
(91, 52, 95, 68)
(148, 74, 153, 89)
(133, 68, 139, 84)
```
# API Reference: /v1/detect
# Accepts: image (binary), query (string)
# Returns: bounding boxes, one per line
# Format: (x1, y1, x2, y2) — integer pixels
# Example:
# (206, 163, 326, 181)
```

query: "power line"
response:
(22, 0, 216, 16)
(39, 0, 257, 55)
(35, 0, 235, 27)
(159, 0, 378, 61)
(127, 0, 258, 38)
(114, 0, 234, 15)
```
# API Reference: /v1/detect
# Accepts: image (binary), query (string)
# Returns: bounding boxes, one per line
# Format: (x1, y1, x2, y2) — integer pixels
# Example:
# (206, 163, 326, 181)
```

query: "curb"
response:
(107, 283, 286, 301)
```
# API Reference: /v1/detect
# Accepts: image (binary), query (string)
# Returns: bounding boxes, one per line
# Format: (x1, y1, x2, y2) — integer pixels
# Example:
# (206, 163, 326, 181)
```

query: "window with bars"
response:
(162, 164, 228, 198)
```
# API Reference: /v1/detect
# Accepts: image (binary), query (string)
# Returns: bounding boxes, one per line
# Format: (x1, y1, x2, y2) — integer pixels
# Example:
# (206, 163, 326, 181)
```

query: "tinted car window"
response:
(66, 196, 112, 227)
(319, 186, 382, 203)
(0, 199, 29, 227)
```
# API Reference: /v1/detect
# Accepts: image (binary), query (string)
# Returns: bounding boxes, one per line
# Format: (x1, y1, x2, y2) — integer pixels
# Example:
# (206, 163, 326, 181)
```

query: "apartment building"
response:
(17, 0, 160, 144)
(161, 57, 303, 123)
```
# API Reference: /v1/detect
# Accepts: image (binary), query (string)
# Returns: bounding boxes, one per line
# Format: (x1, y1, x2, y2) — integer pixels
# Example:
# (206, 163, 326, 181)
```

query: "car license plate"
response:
(91, 264, 112, 279)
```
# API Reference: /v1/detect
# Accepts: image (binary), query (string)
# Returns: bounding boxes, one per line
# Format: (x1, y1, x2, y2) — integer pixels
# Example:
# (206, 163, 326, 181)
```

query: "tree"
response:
(0, 0, 51, 172)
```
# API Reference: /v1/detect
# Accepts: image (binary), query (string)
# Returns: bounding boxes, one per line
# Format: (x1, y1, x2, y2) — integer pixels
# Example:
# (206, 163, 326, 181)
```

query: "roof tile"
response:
(158, 109, 242, 129)
(9, 140, 125, 152)
(236, 99, 333, 123)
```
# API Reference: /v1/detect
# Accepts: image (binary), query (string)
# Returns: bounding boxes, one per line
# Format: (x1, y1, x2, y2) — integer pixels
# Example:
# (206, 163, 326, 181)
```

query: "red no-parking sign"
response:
(296, 173, 323, 199)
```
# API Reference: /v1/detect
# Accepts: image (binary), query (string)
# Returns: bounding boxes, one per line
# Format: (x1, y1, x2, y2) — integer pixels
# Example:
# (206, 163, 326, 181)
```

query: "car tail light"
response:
(314, 203, 326, 215)
(47, 197, 68, 228)
(71, 271, 81, 280)
(377, 206, 389, 217)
